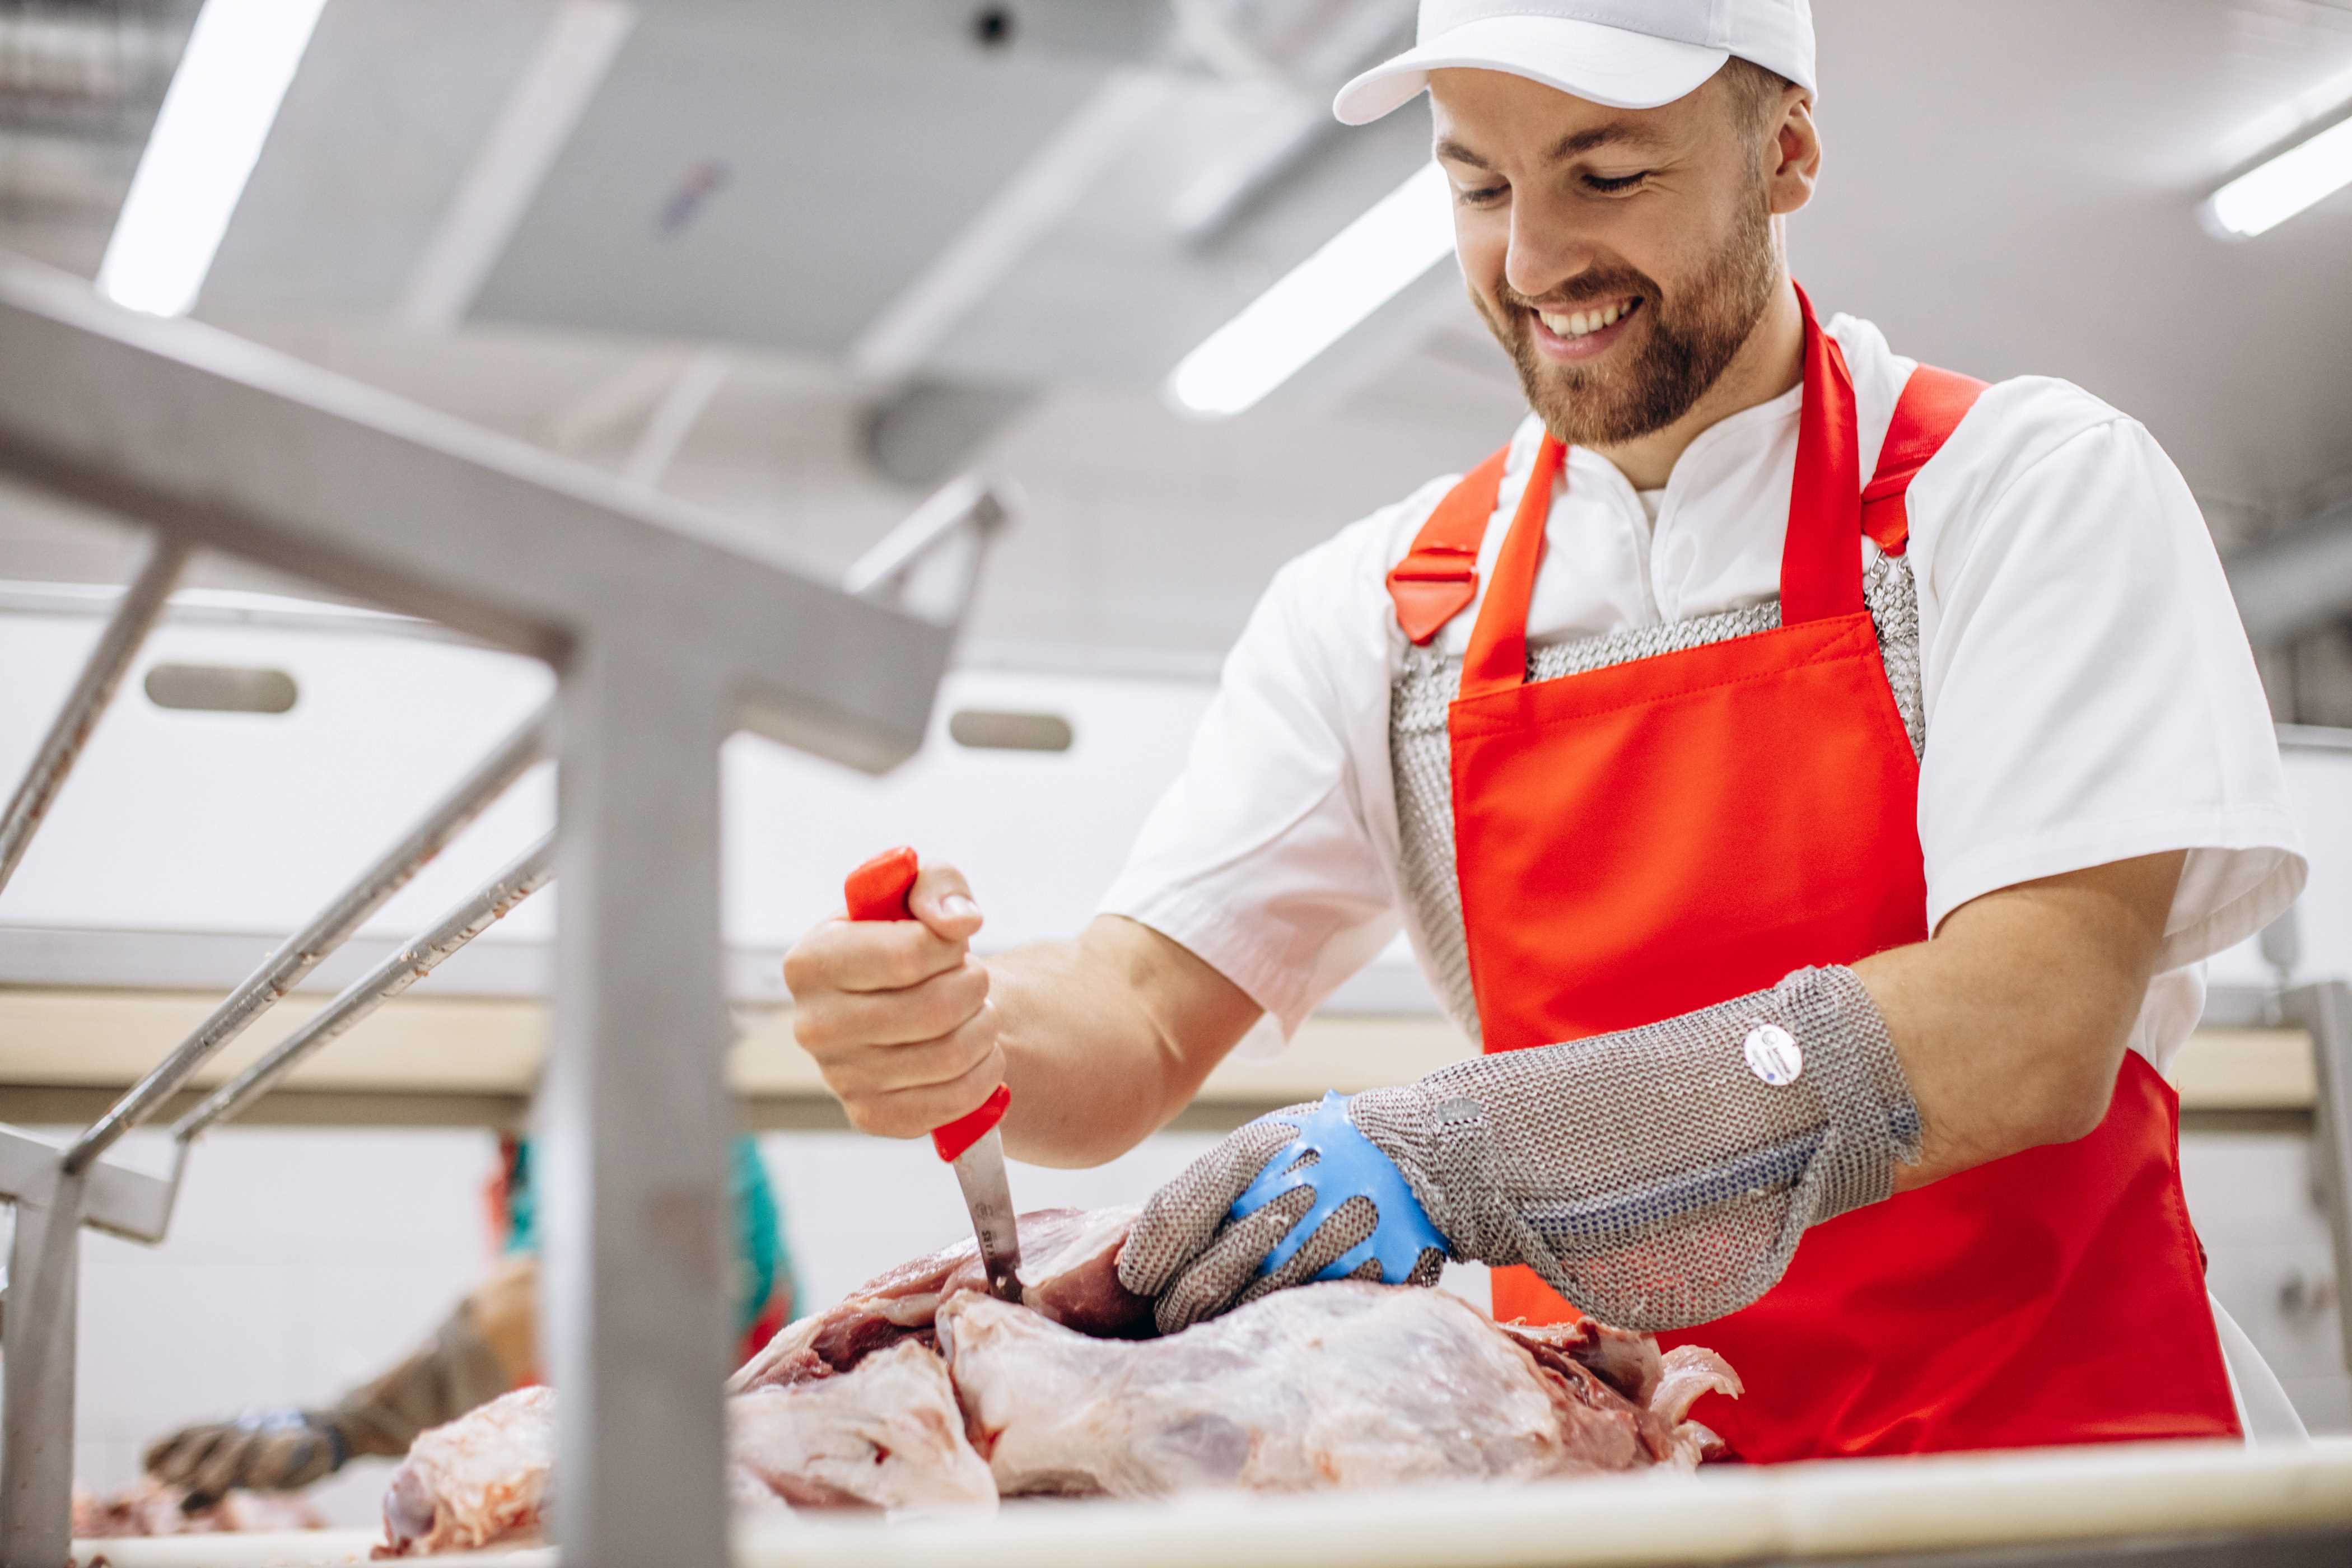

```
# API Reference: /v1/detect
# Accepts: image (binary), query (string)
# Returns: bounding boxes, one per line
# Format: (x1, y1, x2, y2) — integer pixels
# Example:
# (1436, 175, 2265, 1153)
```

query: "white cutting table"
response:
(69, 1436, 2352, 1567)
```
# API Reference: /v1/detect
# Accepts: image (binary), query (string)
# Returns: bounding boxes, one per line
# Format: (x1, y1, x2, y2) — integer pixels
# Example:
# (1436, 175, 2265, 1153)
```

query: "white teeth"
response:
(1538, 300, 1630, 339)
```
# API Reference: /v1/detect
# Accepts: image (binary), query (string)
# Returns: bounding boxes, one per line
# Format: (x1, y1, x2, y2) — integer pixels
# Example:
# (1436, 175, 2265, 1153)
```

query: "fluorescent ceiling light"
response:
(1168, 161, 1453, 418)
(2200, 111, 2352, 240)
(96, 0, 329, 317)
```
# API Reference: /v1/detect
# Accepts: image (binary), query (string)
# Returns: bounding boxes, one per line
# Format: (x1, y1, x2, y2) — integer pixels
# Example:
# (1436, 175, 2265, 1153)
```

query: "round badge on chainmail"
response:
(1743, 1023, 1803, 1085)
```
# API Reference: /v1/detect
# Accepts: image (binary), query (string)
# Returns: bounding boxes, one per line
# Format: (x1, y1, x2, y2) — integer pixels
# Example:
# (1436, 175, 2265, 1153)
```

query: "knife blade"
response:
(844, 846, 1024, 1301)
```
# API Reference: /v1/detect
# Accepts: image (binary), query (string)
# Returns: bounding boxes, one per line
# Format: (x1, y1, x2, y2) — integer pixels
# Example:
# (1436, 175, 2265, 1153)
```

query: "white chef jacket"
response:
(1102, 311, 2307, 1075)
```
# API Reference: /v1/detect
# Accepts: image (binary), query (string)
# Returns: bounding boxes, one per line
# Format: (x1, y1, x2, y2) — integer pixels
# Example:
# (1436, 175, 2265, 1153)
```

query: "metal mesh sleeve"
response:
(1348, 966, 1920, 1331)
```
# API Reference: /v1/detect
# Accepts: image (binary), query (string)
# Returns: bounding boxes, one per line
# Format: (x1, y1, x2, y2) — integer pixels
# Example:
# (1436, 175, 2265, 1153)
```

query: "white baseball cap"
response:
(1333, 0, 1816, 125)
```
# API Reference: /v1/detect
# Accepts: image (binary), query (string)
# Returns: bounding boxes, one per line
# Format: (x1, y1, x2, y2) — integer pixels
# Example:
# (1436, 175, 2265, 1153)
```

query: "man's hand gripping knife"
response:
(1119, 965, 1919, 1334)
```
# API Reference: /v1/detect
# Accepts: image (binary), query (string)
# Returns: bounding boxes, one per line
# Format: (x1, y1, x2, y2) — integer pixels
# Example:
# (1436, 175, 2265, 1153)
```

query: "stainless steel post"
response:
(542, 637, 731, 1568)
(0, 1158, 82, 1568)
(2284, 981, 2352, 1375)
(63, 705, 549, 1172)
(171, 836, 557, 1141)
(0, 535, 187, 895)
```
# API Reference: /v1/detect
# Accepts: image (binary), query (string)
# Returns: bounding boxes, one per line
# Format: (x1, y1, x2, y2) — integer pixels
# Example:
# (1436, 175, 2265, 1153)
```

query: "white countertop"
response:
(73, 1436, 2352, 1568)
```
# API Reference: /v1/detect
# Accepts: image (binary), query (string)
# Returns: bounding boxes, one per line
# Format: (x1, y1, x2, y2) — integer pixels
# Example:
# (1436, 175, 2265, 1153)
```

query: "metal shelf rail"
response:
(2289, 982, 2352, 1382)
(0, 253, 1002, 1568)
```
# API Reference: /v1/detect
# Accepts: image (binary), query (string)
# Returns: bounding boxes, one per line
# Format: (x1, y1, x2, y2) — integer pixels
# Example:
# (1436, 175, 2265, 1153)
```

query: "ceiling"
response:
(1, 0, 2349, 681)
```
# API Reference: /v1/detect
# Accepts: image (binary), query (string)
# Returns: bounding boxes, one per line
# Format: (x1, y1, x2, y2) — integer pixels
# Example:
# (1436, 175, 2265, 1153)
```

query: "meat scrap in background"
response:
(380, 1208, 1738, 1553)
(70, 1478, 325, 1538)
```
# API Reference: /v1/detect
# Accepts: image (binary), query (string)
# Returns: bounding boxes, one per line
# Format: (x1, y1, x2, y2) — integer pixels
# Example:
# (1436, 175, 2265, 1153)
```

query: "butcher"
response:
(141, 1135, 796, 1501)
(783, 0, 2307, 1460)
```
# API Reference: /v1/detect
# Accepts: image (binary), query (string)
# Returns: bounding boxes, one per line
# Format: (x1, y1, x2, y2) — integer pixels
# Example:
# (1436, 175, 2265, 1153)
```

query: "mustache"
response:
(1496, 274, 1657, 314)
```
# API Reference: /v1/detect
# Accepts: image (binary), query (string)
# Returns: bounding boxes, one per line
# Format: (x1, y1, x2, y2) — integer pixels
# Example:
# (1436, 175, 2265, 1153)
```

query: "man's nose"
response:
(1504, 194, 1598, 304)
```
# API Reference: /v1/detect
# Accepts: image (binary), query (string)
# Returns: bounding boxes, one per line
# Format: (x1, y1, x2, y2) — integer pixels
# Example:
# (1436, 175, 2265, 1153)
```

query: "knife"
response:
(843, 846, 1024, 1302)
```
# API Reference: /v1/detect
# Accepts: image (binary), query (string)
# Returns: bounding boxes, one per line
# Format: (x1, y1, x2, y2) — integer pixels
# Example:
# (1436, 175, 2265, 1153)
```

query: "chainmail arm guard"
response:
(1349, 965, 1921, 1331)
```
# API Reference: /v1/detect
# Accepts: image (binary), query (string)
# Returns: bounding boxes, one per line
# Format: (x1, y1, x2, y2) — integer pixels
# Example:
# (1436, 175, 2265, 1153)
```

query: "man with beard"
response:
(781, 1, 2307, 1458)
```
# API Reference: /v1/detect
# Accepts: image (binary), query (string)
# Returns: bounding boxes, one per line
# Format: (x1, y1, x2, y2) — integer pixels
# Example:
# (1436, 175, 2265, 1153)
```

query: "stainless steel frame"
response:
(62, 709, 549, 1174)
(0, 253, 999, 1567)
(2284, 981, 2352, 1378)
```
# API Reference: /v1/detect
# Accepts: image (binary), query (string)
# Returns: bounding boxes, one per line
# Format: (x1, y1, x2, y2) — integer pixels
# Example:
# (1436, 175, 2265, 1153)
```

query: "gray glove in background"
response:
(146, 1255, 533, 1502)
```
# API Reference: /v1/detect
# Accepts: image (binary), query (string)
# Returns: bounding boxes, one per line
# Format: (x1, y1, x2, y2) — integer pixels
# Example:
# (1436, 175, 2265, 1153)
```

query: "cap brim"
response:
(1334, 16, 1729, 124)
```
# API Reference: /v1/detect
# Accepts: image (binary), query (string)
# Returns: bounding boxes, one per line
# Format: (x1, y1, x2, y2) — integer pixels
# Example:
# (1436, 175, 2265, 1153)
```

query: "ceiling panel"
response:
(468, 13, 1113, 351)
(203, 0, 554, 314)
(932, 80, 1436, 390)
(1793, 0, 2352, 511)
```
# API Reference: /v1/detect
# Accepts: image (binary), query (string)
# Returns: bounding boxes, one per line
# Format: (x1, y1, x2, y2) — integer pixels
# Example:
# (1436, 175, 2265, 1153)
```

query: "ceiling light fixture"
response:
(95, 0, 329, 317)
(2200, 110, 2352, 240)
(1167, 161, 1453, 417)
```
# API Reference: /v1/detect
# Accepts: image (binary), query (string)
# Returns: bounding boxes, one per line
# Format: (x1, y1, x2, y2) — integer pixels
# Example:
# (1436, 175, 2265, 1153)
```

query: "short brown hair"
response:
(1716, 56, 1794, 135)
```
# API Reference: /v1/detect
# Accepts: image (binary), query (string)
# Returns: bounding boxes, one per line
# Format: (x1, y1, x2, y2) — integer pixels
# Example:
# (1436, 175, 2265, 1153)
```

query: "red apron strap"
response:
(1386, 445, 1514, 646)
(1860, 365, 1989, 557)
(1459, 433, 1568, 697)
(1777, 283, 1866, 626)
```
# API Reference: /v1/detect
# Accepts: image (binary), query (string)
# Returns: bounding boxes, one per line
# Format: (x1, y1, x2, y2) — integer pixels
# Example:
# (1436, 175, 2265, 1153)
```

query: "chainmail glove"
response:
(1118, 1092, 1450, 1333)
(1349, 965, 1922, 1330)
(143, 1410, 346, 1502)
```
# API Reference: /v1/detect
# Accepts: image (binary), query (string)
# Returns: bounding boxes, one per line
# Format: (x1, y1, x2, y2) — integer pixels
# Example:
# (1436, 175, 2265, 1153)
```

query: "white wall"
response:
(2181, 1131, 2351, 1433)
(2208, 743, 2352, 991)
(0, 612, 1214, 955)
(58, 1127, 495, 1528)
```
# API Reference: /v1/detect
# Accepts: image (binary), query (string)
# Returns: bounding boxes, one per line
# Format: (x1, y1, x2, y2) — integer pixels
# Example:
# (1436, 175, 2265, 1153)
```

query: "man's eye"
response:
(1455, 184, 1509, 207)
(1584, 171, 1650, 193)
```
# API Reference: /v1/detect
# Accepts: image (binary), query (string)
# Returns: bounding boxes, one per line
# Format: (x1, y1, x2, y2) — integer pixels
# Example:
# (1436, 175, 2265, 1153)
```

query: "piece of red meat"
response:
(393, 1206, 1738, 1553)
(939, 1281, 1738, 1496)
(729, 1206, 1148, 1394)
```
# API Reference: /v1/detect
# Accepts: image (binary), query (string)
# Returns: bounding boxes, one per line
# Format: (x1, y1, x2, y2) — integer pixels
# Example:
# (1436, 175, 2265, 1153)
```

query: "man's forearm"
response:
(1856, 850, 2186, 1190)
(987, 916, 1263, 1167)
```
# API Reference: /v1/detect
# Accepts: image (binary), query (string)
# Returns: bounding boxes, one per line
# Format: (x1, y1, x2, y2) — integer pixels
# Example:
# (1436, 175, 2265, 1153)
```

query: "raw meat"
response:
(727, 1342, 995, 1512)
(939, 1280, 1739, 1497)
(384, 1207, 1739, 1552)
(381, 1386, 554, 1556)
(729, 1205, 1148, 1393)
(71, 1478, 325, 1538)
(379, 1344, 993, 1555)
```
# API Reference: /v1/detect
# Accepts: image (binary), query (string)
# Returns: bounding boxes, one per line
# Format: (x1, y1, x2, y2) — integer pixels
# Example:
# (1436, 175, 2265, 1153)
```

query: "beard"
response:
(1474, 185, 1780, 448)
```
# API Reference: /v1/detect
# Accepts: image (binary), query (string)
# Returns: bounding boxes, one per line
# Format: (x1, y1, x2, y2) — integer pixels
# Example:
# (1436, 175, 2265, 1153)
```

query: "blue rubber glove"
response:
(1117, 1092, 1451, 1334)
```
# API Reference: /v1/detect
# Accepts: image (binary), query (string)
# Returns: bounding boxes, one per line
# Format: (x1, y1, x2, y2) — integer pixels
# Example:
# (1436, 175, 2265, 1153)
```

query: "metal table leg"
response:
(1, 1158, 83, 1568)
(542, 638, 731, 1567)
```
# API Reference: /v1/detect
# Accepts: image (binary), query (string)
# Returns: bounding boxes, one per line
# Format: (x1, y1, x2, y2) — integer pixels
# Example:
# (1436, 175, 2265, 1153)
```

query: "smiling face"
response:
(1430, 63, 1814, 449)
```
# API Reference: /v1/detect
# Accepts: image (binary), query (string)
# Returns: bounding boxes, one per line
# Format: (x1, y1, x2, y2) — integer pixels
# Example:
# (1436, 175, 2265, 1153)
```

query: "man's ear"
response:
(1768, 90, 1821, 217)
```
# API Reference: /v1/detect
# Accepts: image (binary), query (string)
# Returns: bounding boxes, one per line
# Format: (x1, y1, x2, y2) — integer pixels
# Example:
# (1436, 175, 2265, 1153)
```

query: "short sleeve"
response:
(1098, 531, 1402, 1035)
(1908, 389, 2306, 970)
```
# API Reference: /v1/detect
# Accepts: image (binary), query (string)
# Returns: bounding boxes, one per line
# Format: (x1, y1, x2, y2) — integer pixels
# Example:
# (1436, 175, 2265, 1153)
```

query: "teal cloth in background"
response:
(500, 1134, 798, 1336)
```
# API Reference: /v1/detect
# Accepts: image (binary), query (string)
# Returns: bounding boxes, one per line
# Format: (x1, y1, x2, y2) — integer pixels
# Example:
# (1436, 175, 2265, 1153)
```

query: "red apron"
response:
(1388, 289, 2239, 1460)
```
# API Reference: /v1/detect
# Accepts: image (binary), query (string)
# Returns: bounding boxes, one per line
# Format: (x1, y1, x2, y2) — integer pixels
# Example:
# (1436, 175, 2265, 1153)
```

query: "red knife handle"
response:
(844, 846, 918, 922)
(840, 847, 1012, 1161)
(930, 1081, 1010, 1163)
